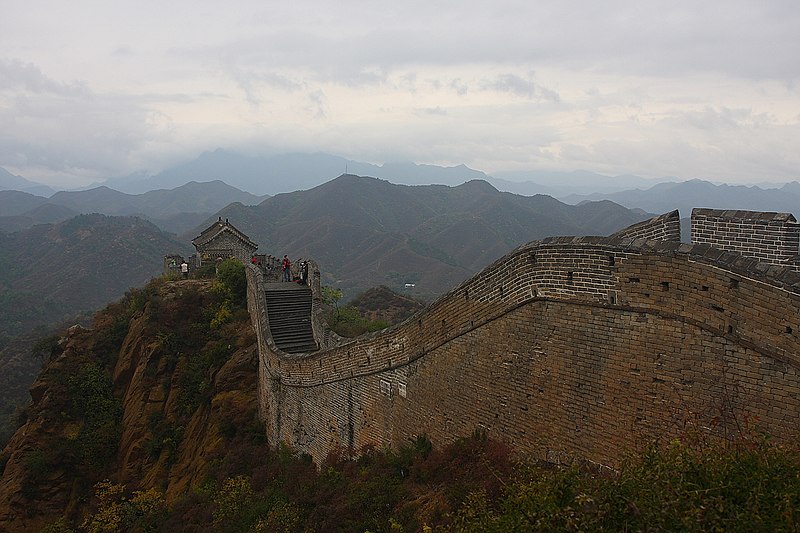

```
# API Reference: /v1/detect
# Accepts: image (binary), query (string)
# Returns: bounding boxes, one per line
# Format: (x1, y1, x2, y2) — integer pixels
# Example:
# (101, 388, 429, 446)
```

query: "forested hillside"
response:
(0, 181, 265, 234)
(191, 175, 649, 300)
(0, 214, 191, 442)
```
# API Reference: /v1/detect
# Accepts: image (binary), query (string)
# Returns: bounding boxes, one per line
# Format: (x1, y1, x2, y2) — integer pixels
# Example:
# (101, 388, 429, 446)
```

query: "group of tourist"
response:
(168, 257, 190, 278)
(250, 254, 308, 285)
(281, 255, 309, 284)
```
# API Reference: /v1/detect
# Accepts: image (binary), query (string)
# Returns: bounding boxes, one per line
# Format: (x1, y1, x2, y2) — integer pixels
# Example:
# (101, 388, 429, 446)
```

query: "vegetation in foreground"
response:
(40, 429, 800, 533)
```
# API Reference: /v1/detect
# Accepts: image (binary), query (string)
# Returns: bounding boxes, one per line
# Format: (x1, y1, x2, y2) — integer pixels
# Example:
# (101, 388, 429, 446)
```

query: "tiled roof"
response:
(192, 218, 258, 249)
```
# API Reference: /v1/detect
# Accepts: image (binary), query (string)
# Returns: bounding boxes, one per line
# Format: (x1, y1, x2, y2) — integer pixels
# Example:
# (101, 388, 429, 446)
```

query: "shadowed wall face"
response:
(248, 236, 800, 467)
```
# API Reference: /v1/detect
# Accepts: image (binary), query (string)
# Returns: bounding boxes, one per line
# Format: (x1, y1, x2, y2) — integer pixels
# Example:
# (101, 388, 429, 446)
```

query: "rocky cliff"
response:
(0, 277, 258, 531)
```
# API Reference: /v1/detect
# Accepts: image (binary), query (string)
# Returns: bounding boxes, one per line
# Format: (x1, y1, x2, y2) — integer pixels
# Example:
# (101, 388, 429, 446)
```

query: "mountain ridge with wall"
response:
(247, 208, 800, 468)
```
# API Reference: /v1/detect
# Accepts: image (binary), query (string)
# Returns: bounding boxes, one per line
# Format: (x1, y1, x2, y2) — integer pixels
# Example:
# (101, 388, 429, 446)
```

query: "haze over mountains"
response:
(99, 150, 495, 196)
(0, 149, 679, 199)
(4, 148, 799, 216)
(0, 168, 55, 197)
(194, 174, 649, 299)
(0, 181, 266, 234)
(565, 180, 800, 218)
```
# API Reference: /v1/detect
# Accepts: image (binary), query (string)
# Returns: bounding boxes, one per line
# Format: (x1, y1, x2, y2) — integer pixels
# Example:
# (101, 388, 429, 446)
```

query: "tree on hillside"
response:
(321, 286, 343, 321)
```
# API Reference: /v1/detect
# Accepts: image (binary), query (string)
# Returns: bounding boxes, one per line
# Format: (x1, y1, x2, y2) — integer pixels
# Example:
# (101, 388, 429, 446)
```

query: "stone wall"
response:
(691, 208, 800, 268)
(197, 231, 256, 265)
(611, 209, 682, 242)
(247, 235, 800, 468)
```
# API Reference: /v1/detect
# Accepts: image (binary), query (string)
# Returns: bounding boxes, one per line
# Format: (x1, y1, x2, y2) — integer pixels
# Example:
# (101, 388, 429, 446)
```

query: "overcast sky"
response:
(1, 0, 799, 187)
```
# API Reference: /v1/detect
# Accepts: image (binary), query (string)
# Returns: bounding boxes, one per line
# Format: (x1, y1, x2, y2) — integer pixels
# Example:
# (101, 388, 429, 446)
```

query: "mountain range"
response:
(0, 149, 670, 199)
(190, 174, 650, 300)
(564, 179, 800, 217)
(4, 149, 799, 208)
(0, 214, 191, 341)
(0, 180, 266, 234)
(0, 168, 55, 197)
(103, 149, 673, 198)
(0, 173, 651, 336)
(100, 149, 493, 196)
(0, 214, 191, 440)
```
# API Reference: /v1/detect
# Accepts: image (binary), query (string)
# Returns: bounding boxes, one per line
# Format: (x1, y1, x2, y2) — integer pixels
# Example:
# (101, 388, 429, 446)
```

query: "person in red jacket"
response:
(282, 255, 291, 281)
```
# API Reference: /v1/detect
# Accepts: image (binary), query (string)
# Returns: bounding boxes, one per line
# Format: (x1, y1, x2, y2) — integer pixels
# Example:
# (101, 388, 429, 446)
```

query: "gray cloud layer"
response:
(1, 0, 799, 186)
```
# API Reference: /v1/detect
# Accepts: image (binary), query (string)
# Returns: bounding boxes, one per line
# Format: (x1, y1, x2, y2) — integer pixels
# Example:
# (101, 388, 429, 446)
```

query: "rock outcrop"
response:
(0, 279, 258, 531)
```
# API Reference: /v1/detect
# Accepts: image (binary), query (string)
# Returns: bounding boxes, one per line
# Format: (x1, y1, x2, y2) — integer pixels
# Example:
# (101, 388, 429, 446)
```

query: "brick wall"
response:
(197, 231, 256, 264)
(691, 208, 800, 268)
(247, 235, 800, 468)
(611, 209, 682, 242)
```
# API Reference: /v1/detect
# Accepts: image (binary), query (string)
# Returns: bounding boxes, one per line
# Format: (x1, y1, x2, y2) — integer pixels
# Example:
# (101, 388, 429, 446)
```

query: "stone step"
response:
(264, 286, 317, 354)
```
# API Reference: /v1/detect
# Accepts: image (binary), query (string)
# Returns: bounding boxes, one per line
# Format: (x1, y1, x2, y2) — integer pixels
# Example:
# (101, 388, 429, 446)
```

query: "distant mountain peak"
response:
(455, 179, 498, 194)
(98, 151, 492, 195)
(0, 166, 56, 196)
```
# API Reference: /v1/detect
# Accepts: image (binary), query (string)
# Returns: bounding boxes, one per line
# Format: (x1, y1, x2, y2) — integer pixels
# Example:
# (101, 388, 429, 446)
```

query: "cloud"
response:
(1, 1, 800, 186)
(306, 89, 328, 120)
(0, 60, 179, 183)
(550, 105, 800, 181)
(479, 73, 561, 102)
(413, 106, 448, 116)
(0, 58, 86, 96)
(449, 79, 469, 96)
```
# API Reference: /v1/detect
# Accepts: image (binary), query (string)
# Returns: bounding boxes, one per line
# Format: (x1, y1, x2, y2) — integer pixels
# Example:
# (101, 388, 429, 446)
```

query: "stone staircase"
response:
(264, 283, 318, 353)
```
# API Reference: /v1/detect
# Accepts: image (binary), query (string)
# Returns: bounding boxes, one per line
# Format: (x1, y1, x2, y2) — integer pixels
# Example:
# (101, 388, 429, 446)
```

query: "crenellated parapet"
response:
(247, 215, 800, 468)
(611, 209, 681, 242)
(691, 208, 800, 269)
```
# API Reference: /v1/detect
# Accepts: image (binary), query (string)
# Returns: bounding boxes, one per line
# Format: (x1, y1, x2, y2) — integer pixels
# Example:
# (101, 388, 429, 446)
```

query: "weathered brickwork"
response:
(611, 209, 682, 242)
(192, 218, 258, 265)
(247, 234, 800, 468)
(691, 208, 800, 268)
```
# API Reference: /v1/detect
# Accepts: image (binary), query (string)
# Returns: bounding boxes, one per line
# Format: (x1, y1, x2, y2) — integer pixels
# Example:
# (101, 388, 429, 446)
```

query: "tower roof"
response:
(192, 217, 258, 250)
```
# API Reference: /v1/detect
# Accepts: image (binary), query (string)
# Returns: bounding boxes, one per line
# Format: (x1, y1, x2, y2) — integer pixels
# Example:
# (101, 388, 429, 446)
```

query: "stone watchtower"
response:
(192, 217, 258, 266)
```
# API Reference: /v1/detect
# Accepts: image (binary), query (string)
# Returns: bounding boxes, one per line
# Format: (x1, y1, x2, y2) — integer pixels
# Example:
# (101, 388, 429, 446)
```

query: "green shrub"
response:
(40, 517, 76, 533)
(67, 362, 122, 466)
(80, 480, 166, 533)
(195, 262, 218, 279)
(215, 258, 247, 307)
(31, 334, 61, 363)
(326, 303, 390, 337)
(213, 475, 255, 525)
(178, 341, 235, 413)
(446, 437, 800, 532)
(145, 411, 184, 463)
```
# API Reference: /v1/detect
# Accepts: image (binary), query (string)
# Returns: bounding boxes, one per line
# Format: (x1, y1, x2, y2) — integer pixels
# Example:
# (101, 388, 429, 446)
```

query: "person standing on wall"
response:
(181, 261, 189, 279)
(300, 261, 308, 285)
(282, 255, 292, 282)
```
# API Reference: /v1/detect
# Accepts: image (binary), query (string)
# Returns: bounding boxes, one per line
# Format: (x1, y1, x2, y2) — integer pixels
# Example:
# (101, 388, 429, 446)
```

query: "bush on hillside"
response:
(449, 436, 800, 532)
(215, 258, 247, 307)
(322, 285, 391, 337)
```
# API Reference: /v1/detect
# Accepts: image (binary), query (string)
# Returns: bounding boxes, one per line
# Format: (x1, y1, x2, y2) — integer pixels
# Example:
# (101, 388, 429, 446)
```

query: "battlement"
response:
(244, 210, 800, 467)
(691, 208, 800, 269)
(230, 208, 800, 468)
(611, 209, 681, 242)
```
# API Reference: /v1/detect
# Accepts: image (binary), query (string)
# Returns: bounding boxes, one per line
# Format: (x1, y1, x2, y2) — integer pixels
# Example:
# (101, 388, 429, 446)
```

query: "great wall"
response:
(191, 208, 800, 469)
